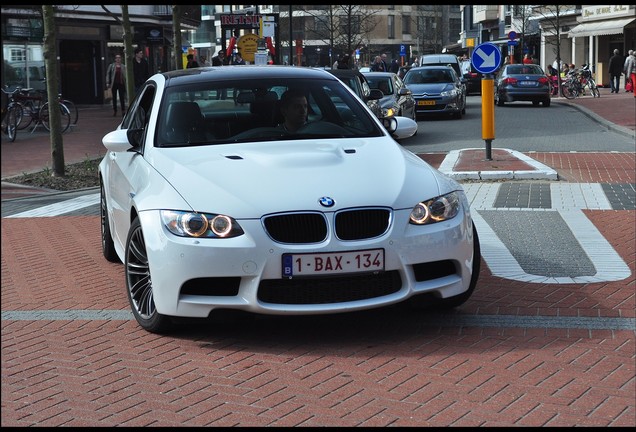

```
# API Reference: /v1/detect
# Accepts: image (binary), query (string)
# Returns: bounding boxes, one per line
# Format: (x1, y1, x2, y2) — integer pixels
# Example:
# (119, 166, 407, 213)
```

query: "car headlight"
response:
(409, 192, 460, 225)
(440, 89, 459, 98)
(382, 107, 396, 117)
(161, 210, 244, 238)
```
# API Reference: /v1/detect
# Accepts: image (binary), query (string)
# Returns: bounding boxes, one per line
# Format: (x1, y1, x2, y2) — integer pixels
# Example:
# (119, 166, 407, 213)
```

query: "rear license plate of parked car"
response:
(282, 249, 385, 277)
(519, 81, 536, 86)
(418, 100, 436, 106)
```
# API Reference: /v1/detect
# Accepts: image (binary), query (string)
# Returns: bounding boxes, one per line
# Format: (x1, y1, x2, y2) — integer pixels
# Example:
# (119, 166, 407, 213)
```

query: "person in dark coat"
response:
(608, 49, 624, 93)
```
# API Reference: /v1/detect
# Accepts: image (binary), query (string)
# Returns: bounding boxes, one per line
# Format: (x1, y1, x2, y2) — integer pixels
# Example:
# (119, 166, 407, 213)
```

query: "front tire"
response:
(126, 217, 172, 334)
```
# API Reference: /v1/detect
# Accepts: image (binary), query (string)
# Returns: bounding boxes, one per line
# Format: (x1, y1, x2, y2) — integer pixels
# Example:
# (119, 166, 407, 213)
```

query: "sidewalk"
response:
(1, 88, 634, 200)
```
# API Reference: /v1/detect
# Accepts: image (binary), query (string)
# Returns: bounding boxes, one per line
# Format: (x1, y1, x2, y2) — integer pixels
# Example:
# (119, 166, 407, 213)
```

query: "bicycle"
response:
(60, 95, 79, 126)
(13, 88, 71, 133)
(1, 87, 20, 142)
(578, 64, 600, 98)
(561, 65, 600, 99)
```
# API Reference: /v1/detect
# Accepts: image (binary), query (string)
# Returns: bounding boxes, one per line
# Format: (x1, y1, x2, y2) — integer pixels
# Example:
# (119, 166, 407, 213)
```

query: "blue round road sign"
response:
(471, 42, 502, 74)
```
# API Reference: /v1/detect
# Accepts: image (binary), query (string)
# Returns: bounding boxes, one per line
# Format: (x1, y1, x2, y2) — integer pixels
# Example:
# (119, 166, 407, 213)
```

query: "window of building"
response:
(388, 15, 395, 39)
(402, 15, 411, 34)
(10, 48, 26, 62)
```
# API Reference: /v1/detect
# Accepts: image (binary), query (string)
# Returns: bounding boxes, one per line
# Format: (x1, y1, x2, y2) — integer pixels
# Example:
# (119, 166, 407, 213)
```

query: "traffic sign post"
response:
(471, 43, 502, 160)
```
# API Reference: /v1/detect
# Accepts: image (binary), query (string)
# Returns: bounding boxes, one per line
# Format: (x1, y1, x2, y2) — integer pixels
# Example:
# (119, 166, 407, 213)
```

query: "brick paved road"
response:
(2, 152, 634, 427)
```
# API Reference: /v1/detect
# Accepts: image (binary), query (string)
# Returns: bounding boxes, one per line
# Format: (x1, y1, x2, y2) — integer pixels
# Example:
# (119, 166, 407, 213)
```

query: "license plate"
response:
(282, 249, 385, 277)
(519, 81, 536, 86)
(418, 100, 436, 106)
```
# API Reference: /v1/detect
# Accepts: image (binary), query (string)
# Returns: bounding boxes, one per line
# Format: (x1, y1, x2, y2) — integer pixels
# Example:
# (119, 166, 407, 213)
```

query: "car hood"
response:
(407, 83, 454, 94)
(146, 138, 446, 218)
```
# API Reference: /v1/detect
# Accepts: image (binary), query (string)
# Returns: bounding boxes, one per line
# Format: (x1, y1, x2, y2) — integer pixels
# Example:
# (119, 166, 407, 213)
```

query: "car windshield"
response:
(365, 76, 393, 95)
(404, 68, 454, 85)
(155, 77, 384, 147)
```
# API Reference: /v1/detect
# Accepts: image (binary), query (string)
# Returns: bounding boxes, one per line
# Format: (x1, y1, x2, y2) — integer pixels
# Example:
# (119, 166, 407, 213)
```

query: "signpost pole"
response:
(471, 42, 502, 161)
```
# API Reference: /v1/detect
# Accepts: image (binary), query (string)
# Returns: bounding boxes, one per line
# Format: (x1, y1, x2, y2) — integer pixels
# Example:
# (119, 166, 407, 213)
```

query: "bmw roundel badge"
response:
(319, 196, 335, 207)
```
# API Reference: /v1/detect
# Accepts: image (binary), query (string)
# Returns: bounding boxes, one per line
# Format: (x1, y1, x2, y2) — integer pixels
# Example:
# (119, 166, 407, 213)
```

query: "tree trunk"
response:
(173, 6, 183, 70)
(122, 6, 135, 103)
(42, 5, 65, 177)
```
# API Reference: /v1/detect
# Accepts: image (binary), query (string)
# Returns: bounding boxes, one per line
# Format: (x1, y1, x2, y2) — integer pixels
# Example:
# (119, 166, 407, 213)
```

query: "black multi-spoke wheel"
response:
(125, 217, 171, 333)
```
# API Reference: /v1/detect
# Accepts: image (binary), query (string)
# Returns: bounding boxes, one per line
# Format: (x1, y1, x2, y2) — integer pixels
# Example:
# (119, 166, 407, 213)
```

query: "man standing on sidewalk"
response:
(608, 49, 623, 93)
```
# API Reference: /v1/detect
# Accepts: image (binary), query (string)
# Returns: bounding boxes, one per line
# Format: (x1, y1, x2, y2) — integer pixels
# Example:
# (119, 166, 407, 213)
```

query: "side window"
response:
(122, 85, 155, 150)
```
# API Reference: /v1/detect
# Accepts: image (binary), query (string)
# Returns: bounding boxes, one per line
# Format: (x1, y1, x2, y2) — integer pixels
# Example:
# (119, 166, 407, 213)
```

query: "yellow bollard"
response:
(481, 77, 495, 160)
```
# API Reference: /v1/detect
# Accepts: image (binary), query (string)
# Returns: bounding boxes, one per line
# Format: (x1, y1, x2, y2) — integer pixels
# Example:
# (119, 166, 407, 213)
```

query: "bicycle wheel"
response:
(16, 101, 34, 130)
(561, 82, 576, 99)
(5, 106, 18, 142)
(62, 98, 79, 125)
(589, 80, 600, 98)
(40, 101, 71, 133)
(11, 102, 24, 131)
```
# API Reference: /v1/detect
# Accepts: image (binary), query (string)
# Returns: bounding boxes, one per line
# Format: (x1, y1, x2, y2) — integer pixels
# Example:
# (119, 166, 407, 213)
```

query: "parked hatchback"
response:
(494, 64, 551, 107)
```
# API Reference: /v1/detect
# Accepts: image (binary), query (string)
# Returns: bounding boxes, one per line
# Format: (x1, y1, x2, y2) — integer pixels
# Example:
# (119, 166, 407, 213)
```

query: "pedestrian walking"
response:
(105, 53, 126, 117)
(523, 54, 533, 65)
(132, 47, 150, 95)
(608, 49, 624, 93)
(371, 55, 387, 72)
(232, 52, 246, 65)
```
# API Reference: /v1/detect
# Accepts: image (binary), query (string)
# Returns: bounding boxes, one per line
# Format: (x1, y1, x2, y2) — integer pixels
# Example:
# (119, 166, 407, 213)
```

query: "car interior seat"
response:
(249, 91, 279, 127)
(164, 101, 208, 144)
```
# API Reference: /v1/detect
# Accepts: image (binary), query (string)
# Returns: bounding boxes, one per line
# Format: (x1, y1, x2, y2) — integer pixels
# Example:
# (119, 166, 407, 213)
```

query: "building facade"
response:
(3, 5, 634, 105)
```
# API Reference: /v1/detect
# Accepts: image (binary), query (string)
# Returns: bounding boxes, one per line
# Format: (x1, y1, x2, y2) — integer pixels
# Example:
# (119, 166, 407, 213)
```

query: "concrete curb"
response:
(438, 148, 559, 181)
(551, 98, 635, 141)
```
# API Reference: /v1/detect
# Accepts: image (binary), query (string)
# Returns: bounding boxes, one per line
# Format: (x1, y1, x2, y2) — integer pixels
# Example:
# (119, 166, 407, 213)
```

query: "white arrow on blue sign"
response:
(471, 42, 502, 74)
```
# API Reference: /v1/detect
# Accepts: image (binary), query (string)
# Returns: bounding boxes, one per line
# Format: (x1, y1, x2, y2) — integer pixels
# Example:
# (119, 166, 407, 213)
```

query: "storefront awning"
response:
(568, 18, 635, 38)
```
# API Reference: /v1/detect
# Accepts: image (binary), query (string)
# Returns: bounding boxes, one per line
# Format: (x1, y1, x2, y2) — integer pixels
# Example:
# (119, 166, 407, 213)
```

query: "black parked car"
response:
(494, 64, 551, 107)
(362, 71, 417, 123)
(326, 68, 383, 120)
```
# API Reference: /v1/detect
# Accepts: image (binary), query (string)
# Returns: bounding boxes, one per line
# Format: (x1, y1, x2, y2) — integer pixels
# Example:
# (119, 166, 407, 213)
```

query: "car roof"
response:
(361, 71, 395, 77)
(419, 54, 459, 63)
(326, 68, 366, 78)
(409, 65, 455, 71)
(160, 65, 339, 87)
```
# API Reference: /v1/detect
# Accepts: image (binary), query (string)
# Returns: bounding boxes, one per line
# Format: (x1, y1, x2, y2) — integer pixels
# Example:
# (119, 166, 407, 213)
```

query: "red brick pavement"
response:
(2, 88, 635, 427)
(1, 210, 634, 426)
